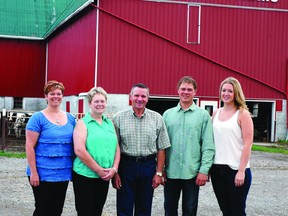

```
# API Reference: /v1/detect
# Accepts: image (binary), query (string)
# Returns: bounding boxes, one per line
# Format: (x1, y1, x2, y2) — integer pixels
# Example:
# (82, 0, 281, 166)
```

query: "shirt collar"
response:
(176, 102, 196, 112)
(130, 107, 147, 118)
(86, 112, 108, 123)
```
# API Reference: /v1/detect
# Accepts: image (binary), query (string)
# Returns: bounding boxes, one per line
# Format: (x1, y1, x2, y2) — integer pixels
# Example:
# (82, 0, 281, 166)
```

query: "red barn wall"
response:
(0, 39, 46, 97)
(47, 8, 97, 96)
(95, 0, 287, 99)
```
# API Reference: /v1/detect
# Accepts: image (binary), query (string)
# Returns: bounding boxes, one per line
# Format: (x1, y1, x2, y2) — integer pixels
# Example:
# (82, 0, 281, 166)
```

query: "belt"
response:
(121, 154, 156, 162)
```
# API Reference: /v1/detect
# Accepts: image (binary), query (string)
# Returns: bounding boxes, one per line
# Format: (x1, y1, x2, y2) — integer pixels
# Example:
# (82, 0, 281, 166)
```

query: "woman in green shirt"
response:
(73, 87, 120, 216)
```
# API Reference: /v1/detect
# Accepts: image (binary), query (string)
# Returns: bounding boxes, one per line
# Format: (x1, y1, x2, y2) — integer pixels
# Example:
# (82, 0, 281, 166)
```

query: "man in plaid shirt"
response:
(112, 83, 171, 216)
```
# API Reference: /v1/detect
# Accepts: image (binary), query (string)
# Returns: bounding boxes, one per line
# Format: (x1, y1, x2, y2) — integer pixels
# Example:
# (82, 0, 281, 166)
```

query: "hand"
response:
(97, 169, 109, 181)
(161, 171, 167, 185)
(195, 173, 208, 186)
(152, 174, 164, 189)
(29, 172, 40, 187)
(235, 170, 245, 187)
(101, 168, 116, 181)
(112, 173, 122, 189)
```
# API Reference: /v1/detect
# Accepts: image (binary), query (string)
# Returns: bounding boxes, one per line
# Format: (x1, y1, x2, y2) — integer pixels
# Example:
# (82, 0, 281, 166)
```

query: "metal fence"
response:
(0, 111, 86, 151)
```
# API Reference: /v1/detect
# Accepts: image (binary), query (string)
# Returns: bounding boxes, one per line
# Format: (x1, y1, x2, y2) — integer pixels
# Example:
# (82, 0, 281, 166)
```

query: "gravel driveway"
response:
(0, 151, 287, 216)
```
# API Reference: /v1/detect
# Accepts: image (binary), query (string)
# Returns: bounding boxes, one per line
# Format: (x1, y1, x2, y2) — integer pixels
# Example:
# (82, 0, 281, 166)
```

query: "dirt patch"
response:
(0, 151, 288, 216)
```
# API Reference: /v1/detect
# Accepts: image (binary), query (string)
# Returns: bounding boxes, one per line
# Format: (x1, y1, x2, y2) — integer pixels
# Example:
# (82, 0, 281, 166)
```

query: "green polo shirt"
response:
(73, 113, 118, 178)
(163, 103, 215, 179)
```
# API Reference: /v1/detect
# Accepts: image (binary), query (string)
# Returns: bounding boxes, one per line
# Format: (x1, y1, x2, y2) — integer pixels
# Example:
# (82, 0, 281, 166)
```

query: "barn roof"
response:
(0, 0, 92, 40)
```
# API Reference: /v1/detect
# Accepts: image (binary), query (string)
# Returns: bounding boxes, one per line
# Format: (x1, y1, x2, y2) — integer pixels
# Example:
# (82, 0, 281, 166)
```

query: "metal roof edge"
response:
(0, 35, 43, 40)
(43, 0, 94, 39)
(145, 0, 288, 12)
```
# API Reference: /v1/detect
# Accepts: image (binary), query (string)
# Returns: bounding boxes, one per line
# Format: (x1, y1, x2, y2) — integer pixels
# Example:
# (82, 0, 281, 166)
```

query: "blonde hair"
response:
(44, 80, 65, 95)
(219, 77, 248, 110)
(87, 87, 108, 103)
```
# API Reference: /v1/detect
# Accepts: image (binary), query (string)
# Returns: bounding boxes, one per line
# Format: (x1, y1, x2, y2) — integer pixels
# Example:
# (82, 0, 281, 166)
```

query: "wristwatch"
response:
(156, 171, 163, 177)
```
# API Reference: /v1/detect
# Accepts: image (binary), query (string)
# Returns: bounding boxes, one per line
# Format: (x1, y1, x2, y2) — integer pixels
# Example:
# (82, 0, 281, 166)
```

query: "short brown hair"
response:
(44, 80, 65, 95)
(130, 83, 150, 97)
(177, 76, 197, 90)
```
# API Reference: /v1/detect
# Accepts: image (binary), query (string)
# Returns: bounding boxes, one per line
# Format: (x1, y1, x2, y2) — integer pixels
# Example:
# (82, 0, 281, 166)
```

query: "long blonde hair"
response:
(219, 77, 248, 110)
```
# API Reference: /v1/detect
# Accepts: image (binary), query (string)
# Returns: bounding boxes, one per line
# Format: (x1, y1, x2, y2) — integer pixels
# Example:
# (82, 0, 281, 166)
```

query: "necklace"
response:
(56, 119, 60, 125)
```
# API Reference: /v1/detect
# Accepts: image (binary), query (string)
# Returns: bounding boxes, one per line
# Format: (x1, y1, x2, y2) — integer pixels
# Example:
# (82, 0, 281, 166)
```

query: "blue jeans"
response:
(164, 178, 199, 216)
(210, 165, 252, 216)
(117, 157, 156, 216)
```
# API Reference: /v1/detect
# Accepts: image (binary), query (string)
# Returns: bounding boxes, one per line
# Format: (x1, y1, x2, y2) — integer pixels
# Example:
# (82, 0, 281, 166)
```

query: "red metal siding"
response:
(96, 0, 287, 99)
(47, 9, 97, 96)
(0, 39, 46, 97)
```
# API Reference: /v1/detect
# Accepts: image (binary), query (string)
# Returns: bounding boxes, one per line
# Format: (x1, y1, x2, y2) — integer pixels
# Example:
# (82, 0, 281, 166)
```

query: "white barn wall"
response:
(63, 96, 79, 115)
(0, 97, 13, 111)
(1, 95, 287, 141)
(105, 94, 130, 118)
(79, 94, 130, 118)
(275, 100, 287, 141)
(23, 98, 46, 111)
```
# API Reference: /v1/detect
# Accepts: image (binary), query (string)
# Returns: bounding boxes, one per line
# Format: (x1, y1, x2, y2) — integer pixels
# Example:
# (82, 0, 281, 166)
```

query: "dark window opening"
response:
(13, 97, 23, 109)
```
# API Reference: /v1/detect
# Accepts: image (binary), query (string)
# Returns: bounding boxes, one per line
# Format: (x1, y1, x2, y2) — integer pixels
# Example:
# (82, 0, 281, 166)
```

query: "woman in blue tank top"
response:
(26, 80, 76, 216)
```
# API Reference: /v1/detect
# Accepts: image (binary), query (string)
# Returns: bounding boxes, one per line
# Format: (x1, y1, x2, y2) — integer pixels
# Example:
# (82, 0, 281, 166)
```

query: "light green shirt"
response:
(163, 103, 215, 179)
(113, 108, 170, 156)
(73, 113, 118, 178)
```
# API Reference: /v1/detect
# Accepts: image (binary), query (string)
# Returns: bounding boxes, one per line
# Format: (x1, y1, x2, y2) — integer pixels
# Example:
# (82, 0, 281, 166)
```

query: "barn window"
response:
(252, 103, 259, 117)
(13, 97, 23, 109)
(187, 5, 201, 44)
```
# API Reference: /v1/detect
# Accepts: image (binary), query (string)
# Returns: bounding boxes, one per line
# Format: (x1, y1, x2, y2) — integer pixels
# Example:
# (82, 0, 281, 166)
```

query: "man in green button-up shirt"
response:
(163, 76, 215, 216)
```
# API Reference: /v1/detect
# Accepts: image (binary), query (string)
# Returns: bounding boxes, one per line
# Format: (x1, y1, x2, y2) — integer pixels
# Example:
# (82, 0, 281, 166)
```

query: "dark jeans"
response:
(28, 177, 69, 216)
(210, 165, 252, 216)
(117, 156, 156, 216)
(164, 178, 199, 216)
(72, 171, 109, 216)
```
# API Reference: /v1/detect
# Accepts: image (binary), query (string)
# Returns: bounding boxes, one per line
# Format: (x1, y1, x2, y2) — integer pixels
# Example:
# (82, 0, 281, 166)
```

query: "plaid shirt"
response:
(112, 108, 171, 156)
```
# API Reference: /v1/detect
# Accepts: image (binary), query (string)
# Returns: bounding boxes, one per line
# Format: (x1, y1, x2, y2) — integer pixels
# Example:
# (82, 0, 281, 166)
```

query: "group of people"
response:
(25, 76, 254, 216)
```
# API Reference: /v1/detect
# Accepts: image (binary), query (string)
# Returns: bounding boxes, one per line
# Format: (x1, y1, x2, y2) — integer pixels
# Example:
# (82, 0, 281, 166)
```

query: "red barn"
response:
(0, 0, 287, 142)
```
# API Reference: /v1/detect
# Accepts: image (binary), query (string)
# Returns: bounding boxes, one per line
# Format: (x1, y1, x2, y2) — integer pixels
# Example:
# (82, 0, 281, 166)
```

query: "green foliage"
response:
(1, 143, 288, 158)
(0, 150, 26, 158)
(252, 144, 288, 155)
(277, 139, 288, 144)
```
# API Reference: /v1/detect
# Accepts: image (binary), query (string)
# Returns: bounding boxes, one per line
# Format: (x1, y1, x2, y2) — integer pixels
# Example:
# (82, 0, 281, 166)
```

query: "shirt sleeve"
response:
(199, 111, 215, 175)
(156, 115, 171, 150)
(26, 112, 42, 133)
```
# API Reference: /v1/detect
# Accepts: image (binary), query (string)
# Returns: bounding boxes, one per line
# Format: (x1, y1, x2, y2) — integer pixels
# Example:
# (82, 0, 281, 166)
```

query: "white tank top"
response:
(213, 109, 250, 170)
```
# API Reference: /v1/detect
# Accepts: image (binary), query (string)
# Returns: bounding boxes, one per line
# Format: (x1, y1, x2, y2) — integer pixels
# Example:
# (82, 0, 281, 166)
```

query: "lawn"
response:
(1, 142, 288, 158)
(252, 143, 288, 155)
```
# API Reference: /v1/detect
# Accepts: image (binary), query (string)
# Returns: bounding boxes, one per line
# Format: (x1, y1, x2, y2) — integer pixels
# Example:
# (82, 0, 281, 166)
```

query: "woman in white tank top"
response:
(210, 77, 254, 216)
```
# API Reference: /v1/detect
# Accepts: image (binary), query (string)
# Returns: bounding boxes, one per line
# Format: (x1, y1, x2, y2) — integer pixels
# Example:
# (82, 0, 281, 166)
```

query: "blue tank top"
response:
(26, 111, 76, 181)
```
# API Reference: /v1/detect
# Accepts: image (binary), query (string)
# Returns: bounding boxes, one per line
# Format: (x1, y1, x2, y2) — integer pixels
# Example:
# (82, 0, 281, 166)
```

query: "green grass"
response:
(1, 143, 288, 158)
(252, 144, 288, 155)
(0, 150, 26, 158)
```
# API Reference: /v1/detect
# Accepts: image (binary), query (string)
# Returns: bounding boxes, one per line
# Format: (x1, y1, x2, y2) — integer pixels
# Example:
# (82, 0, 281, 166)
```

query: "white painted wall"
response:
(275, 100, 287, 141)
(1, 96, 287, 141)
